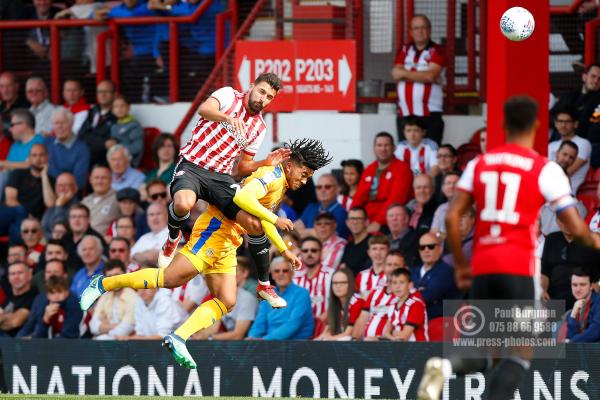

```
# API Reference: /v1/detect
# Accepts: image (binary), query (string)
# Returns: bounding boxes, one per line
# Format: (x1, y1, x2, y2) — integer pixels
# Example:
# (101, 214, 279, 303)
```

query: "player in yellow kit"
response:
(79, 138, 332, 368)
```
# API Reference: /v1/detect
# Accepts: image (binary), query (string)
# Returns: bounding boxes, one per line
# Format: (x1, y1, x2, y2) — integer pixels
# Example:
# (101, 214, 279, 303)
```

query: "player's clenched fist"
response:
(275, 217, 294, 231)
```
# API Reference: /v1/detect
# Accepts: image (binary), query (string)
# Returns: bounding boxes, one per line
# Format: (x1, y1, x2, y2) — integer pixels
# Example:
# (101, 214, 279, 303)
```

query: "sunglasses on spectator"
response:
(301, 248, 319, 253)
(316, 184, 335, 190)
(149, 192, 167, 200)
(21, 229, 39, 234)
(419, 243, 437, 251)
(272, 269, 290, 274)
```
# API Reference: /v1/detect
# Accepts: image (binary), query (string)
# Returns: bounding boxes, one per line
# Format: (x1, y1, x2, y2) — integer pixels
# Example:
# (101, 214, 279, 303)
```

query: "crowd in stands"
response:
(0, 11, 599, 343)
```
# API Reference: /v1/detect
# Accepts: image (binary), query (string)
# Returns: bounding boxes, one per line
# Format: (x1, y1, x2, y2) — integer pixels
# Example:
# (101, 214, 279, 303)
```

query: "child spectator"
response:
(316, 268, 363, 341)
(382, 268, 428, 342)
(355, 235, 390, 299)
(337, 159, 363, 211)
(394, 116, 439, 176)
(108, 95, 144, 167)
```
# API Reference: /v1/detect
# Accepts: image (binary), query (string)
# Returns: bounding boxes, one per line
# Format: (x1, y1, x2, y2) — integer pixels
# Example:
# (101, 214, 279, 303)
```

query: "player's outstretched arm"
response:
(445, 190, 474, 291)
(557, 206, 600, 250)
(237, 148, 291, 177)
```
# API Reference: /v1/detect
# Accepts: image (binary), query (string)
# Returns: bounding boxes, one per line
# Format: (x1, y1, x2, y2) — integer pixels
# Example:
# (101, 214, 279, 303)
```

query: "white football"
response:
(500, 7, 535, 41)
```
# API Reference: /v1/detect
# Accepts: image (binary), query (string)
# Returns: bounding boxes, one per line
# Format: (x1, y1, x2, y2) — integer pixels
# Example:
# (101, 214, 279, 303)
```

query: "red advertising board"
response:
(235, 40, 356, 111)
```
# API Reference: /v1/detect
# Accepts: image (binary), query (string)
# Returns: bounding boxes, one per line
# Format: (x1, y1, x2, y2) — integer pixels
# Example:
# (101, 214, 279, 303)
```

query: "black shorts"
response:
(170, 158, 241, 220)
(470, 274, 535, 300)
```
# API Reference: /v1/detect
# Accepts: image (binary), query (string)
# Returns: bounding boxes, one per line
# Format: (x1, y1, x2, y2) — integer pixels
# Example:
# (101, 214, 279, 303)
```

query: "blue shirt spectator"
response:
(71, 262, 103, 298)
(46, 135, 90, 191)
(107, 0, 160, 58)
(7, 133, 44, 162)
(248, 258, 314, 340)
(170, 0, 226, 55)
(112, 166, 146, 191)
(17, 286, 82, 339)
(567, 271, 600, 343)
(108, 144, 145, 191)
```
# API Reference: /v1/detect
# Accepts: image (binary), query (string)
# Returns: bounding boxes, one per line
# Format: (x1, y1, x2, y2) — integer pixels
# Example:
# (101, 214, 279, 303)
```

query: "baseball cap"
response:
(116, 188, 140, 203)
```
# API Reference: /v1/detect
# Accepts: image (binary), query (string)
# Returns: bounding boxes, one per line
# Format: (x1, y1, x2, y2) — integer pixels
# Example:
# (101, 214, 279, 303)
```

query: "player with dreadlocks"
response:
(79, 138, 332, 368)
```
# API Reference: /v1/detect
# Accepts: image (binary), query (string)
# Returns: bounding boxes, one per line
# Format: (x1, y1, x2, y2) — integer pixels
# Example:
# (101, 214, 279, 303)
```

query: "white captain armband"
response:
(552, 195, 577, 215)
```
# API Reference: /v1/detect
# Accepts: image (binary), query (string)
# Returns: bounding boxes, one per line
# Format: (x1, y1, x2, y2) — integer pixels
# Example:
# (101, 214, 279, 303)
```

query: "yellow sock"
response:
(175, 298, 227, 340)
(102, 268, 164, 291)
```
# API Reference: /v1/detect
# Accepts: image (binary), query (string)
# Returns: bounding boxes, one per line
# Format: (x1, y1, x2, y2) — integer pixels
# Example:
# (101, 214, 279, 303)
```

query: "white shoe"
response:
(256, 283, 287, 308)
(417, 357, 446, 400)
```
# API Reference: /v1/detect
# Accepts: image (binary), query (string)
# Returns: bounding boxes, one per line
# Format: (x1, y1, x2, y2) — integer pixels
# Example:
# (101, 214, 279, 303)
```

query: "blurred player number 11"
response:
(480, 171, 521, 225)
(235, 40, 356, 111)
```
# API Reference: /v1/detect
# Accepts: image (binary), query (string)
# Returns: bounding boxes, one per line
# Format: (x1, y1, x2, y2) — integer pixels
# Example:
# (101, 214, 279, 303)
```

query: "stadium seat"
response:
(577, 194, 599, 216)
(427, 316, 460, 342)
(456, 129, 483, 170)
(139, 127, 161, 172)
(577, 182, 598, 198)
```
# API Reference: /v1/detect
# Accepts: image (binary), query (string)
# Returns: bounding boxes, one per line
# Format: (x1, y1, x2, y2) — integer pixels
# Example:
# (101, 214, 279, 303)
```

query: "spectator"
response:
(351, 132, 413, 232)
(314, 212, 347, 270)
(194, 262, 258, 340)
(41, 172, 79, 237)
(406, 174, 438, 237)
(566, 268, 600, 343)
(0, 262, 37, 337)
(552, 63, 600, 137)
(46, 107, 91, 190)
(65, 204, 105, 252)
(247, 257, 314, 340)
(89, 259, 138, 340)
(32, 246, 72, 293)
(108, 237, 140, 272)
(26, 77, 55, 136)
(382, 268, 429, 342)
(131, 203, 168, 266)
(17, 274, 81, 338)
(434, 144, 460, 203)
(442, 206, 475, 268)
(317, 268, 363, 341)
(108, 144, 145, 192)
(2, 109, 45, 171)
(5, 143, 52, 220)
(96, 0, 161, 97)
(287, 177, 317, 217)
(145, 133, 177, 184)
(392, 14, 445, 145)
(270, 230, 301, 262)
(105, 188, 143, 241)
(62, 79, 90, 135)
(23, 0, 61, 74)
(51, 220, 70, 241)
(169, 274, 208, 317)
(541, 219, 600, 309)
(121, 282, 185, 340)
(82, 165, 120, 235)
(394, 116, 439, 176)
(113, 216, 137, 246)
(237, 256, 258, 295)
(339, 206, 372, 275)
(588, 180, 600, 233)
(20, 217, 45, 271)
(70, 235, 105, 297)
(107, 95, 144, 167)
(145, 178, 169, 206)
(5, 244, 27, 272)
(386, 203, 419, 267)
(410, 233, 459, 319)
(0, 72, 30, 135)
(355, 235, 390, 299)
(548, 106, 591, 193)
(337, 159, 363, 211)
(430, 171, 461, 239)
(78, 80, 117, 167)
(354, 253, 404, 340)
(294, 236, 334, 320)
(295, 174, 349, 239)
(540, 141, 587, 236)
(385, 250, 408, 273)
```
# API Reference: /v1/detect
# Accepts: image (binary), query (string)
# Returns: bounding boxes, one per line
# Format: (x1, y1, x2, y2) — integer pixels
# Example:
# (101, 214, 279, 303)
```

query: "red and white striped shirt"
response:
(362, 287, 398, 338)
(395, 42, 445, 117)
(387, 293, 429, 341)
(170, 275, 209, 314)
(347, 293, 365, 326)
(180, 87, 267, 174)
(394, 140, 438, 175)
(337, 194, 353, 211)
(321, 235, 347, 269)
(355, 268, 386, 299)
(293, 265, 334, 318)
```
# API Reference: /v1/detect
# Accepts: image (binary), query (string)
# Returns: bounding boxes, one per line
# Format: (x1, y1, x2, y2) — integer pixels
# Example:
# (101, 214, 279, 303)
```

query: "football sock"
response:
(247, 234, 271, 284)
(175, 298, 227, 340)
(102, 268, 164, 291)
(168, 202, 190, 241)
(486, 356, 530, 400)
